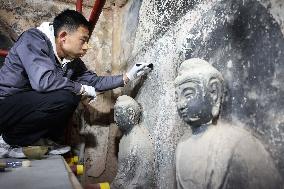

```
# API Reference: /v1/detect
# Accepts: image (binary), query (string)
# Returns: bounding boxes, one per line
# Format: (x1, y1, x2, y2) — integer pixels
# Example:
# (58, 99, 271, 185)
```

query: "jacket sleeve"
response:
(15, 29, 82, 94)
(71, 59, 125, 92)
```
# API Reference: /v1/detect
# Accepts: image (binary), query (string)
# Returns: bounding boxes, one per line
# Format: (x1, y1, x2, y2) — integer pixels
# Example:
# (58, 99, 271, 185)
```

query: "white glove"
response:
(81, 85, 97, 99)
(126, 62, 152, 81)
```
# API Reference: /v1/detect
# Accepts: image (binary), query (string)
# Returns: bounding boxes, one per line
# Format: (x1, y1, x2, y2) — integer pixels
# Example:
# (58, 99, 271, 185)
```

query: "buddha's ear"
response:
(208, 77, 222, 118)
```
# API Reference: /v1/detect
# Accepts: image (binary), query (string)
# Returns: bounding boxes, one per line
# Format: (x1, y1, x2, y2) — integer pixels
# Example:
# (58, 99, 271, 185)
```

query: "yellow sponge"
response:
(99, 182, 110, 189)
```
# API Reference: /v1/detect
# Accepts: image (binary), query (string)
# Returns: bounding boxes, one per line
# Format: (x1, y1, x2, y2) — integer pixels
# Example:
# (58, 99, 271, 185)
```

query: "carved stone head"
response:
(174, 58, 224, 127)
(114, 95, 141, 133)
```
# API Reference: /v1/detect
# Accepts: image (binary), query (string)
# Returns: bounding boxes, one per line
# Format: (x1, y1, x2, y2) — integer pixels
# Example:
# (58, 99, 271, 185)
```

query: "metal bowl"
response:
(23, 146, 48, 159)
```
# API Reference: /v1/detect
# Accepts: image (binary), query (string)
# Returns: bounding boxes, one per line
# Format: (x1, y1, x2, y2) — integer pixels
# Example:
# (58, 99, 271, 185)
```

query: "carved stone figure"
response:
(111, 95, 155, 189)
(175, 58, 282, 189)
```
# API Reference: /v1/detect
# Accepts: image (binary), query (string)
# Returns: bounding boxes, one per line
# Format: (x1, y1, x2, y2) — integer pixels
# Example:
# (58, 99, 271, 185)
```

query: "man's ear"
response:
(208, 78, 222, 118)
(58, 30, 68, 43)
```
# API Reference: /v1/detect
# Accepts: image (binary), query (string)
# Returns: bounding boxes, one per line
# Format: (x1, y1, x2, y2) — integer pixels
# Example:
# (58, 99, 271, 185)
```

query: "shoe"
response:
(33, 138, 70, 155)
(8, 147, 26, 158)
(0, 136, 10, 158)
(0, 136, 26, 158)
(48, 146, 71, 155)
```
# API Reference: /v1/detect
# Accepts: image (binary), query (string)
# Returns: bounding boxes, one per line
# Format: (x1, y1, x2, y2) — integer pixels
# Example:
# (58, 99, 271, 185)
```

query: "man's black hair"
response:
(53, 9, 91, 37)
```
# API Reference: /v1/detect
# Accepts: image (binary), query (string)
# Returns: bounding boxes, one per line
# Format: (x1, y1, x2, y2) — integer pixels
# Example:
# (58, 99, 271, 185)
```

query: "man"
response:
(111, 95, 155, 188)
(174, 58, 282, 189)
(0, 9, 150, 158)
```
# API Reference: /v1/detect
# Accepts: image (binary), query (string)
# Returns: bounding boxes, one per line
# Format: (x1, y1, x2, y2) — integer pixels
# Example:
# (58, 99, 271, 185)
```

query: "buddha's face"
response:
(175, 78, 213, 127)
(114, 105, 140, 133)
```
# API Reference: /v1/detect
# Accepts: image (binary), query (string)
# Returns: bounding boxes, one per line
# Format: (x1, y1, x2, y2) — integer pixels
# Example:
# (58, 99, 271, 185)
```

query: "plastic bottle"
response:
(0, 160, 22, 168)
(0, 160, 31, 171)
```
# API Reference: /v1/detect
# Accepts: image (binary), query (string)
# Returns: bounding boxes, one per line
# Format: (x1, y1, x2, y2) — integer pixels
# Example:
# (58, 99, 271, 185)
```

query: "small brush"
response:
(135, 63, 154, 70)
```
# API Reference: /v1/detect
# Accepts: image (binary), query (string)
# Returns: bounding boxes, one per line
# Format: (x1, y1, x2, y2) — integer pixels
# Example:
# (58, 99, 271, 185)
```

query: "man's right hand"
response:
(126, 62, 152, 81)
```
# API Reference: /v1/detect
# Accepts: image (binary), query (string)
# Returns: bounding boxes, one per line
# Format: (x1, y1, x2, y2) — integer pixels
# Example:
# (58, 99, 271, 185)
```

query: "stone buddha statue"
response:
(111, 95, 155, 189)
(174, 58, 282, 189)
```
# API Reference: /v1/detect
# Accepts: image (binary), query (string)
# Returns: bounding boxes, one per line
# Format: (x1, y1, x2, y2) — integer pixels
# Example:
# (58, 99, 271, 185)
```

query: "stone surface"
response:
(0, 21, 15, 65)
(111, 125, 155, 189)
(174, 59, 282, 189)
(120, 0, 284, 188)
(176, 122, 282, 189)
(111, 95, 155, 188)
(83, 125, 110, 178)
(84, 123, 121, 184)
(0, 0, 62, 35)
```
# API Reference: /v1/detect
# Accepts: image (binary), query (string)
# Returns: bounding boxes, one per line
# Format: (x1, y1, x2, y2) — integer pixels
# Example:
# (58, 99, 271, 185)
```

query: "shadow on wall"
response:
(183, 0, 284, 177)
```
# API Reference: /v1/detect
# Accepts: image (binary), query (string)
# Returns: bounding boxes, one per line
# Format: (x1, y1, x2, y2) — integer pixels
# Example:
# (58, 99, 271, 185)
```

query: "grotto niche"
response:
(124, 0, 284, 187)
(174, 58, 282, 189)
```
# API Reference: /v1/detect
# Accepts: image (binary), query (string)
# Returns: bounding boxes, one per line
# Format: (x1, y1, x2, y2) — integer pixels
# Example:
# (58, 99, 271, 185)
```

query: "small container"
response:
(66, 156, 79, 165)
(70, 164, 84, 175)
(84, 182, 110, 189)
(98, 182, 110, 189)
(22, 146, 48, 159)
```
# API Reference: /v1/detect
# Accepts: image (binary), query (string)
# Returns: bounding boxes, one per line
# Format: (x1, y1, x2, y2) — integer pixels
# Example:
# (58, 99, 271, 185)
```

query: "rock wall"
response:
(120, 0, 284, 188)
(0, 20, 16, 64)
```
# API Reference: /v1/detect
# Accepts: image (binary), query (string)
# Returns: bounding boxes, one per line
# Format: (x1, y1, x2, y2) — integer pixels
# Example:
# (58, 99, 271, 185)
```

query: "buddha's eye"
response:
(182, 88, 195, 99)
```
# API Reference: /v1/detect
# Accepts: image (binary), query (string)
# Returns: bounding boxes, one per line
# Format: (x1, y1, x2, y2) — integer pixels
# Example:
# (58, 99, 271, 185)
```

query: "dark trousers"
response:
(0, 90, 81, 146)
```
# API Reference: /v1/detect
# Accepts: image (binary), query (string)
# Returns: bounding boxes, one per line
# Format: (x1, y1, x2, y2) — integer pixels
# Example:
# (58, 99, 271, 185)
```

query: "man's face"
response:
(61, 26, 90, 60)
(175, 78, 213, 127)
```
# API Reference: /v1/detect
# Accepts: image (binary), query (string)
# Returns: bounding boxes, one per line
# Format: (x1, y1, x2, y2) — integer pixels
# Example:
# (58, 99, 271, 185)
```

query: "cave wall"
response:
(120, 0, 284, 188)
(0, 20, 16, 65)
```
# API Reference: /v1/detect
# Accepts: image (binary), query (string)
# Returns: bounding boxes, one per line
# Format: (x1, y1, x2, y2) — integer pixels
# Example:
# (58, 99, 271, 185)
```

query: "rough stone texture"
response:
(174, 59, 282, 189)
(0, 20, 15, 65)
(111, 95, 155, 188)
(176, 122, 282, 189)
(84, 123, 121, 184)
(111, 125, 155, 189)
(118, 0, 142, 65)
(82, 124, 110, 178)
(133, 0, 199, 57)
(0, 0, 63, 35)
(120, 0, 284, 188)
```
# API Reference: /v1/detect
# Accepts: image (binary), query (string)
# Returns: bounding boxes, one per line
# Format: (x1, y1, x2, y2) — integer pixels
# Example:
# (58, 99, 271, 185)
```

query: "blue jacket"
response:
(0, 28, 124, 99)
